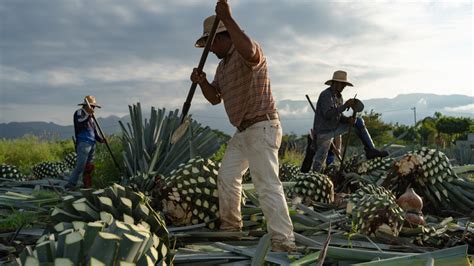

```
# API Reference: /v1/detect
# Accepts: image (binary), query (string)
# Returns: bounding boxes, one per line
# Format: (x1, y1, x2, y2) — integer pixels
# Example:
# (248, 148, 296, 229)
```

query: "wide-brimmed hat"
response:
(195, 15, 228, 48)
(78, 95, 101, 108)
(325, 70, 353, 87)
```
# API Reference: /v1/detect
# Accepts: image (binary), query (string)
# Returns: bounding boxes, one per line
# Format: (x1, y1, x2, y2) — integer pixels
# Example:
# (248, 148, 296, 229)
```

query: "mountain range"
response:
(1, 93, 472, 139)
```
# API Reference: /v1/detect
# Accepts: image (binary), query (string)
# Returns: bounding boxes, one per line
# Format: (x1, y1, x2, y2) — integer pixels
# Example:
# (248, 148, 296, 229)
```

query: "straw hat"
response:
(325, 70, 353, 87)
(78, 95, 101, 108)
(195, 15, 228, 48)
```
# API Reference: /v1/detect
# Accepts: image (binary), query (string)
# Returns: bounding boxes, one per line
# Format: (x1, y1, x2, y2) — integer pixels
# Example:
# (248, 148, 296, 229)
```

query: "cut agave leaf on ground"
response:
(352, 245, 469, 265)
(250, 233, 270, 266)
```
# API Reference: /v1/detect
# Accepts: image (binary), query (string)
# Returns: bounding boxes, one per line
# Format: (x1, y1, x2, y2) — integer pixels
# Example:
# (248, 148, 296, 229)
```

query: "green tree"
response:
(417, 117, 437, 146)
(435, 116, 472, 144)
(392, 123, 419, 144)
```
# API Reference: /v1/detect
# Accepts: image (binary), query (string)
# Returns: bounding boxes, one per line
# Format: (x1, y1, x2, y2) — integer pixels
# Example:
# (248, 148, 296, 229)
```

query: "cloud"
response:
(0, 0, 472, 125)
(443, 104, 474, 114)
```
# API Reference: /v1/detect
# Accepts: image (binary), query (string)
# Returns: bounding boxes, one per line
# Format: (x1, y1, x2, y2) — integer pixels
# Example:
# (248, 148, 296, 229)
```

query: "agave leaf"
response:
(250, 233, 271, 266)
(120, 104, 221, 192)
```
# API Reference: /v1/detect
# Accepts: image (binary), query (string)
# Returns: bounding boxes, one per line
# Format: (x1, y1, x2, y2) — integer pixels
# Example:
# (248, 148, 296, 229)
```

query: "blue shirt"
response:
(73, 108, 102, 144)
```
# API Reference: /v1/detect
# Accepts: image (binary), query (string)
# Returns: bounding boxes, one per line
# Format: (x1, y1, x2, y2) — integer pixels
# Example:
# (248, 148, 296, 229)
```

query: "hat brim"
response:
(325, 79, 353, 87)
(78, 103, 102, 108)
(195, 28, 228, 48)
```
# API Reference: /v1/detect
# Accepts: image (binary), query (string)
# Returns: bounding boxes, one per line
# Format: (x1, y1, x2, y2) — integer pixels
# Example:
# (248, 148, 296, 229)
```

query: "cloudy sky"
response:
(0, 0, 472, 126)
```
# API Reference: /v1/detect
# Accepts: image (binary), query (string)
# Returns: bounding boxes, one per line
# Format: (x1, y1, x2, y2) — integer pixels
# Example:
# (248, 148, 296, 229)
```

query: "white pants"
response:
(218, 119, 295, 244)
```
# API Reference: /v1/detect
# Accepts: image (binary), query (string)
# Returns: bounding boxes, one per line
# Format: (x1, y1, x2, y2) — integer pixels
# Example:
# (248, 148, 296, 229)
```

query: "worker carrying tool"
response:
(311, 70, 389, 173)
(65, 95, 105, 190)
(190, 0, 296, 252)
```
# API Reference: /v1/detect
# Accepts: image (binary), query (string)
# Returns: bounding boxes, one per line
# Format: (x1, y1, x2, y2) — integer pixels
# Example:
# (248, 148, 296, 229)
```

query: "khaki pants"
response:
(218, 119, 295, 244)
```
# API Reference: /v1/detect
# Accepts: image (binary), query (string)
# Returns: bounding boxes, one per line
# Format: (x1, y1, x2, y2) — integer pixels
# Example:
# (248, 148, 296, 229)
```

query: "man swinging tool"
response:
(190, 0, 295, 252)
(311, 70, 389, 173)
(65, 95, 105, 190)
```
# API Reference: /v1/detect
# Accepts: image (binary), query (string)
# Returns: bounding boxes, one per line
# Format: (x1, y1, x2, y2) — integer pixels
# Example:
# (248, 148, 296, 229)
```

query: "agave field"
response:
(0, 104, 473, 265)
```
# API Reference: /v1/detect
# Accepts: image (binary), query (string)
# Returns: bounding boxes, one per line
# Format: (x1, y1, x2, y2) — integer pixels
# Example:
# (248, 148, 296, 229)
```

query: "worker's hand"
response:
(190, 68, 206, 84)
(85, 106, 94, 115)
(343, 99, 356, 110)
(216, 0, 232, 23)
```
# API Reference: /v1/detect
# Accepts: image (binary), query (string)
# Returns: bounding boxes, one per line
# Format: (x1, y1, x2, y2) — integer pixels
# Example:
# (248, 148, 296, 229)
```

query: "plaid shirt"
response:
(212, 42, 277, 127)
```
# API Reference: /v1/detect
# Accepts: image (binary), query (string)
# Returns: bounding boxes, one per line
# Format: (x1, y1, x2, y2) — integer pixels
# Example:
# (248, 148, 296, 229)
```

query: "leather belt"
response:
(237, 112, 279, 132)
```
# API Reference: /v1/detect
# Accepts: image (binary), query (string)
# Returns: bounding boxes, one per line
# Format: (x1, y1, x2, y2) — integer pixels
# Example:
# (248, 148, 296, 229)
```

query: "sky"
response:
(0, 0, 472, 126)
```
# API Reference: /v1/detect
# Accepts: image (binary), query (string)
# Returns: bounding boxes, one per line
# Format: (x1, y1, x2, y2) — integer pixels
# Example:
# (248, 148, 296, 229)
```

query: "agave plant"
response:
(49, 183, 169, 256)
(19, 218, 169, 265)
(32, 161, 67, 179)
(346, 184, 404, 237)
(0, 163, 26, 181)
(380, 147, 474, 214)
(119, 103, 221, 192)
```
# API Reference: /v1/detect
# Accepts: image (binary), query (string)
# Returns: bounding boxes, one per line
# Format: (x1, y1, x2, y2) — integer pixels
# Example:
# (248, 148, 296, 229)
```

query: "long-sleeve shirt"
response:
(73, 108, 103, 144)
(313, 88, 348, 134)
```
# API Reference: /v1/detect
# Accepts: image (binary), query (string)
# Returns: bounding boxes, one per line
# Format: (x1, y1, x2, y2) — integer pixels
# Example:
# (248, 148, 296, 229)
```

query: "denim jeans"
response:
(67, 141, 95, 186)
(312, 117, 374, 172)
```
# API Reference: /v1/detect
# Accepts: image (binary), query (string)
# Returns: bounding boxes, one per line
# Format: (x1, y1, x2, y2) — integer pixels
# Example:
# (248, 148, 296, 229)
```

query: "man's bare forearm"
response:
(216, 1, 258, 63)
(199, 80, 221, 105)
(222, 17, 257, 62)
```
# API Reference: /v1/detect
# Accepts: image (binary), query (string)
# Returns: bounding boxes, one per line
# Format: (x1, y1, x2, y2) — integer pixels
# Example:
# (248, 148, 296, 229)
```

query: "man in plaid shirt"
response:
(190, 0, 295, 252)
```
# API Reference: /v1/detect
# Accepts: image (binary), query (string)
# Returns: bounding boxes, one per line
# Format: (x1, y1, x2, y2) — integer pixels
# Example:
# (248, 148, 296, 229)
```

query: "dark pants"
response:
(300, 134, 335, 173)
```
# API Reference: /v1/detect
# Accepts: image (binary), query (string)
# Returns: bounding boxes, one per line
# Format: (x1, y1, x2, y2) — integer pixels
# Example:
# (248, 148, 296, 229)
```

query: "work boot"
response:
(82, 163, 94, 188)
(271, 241, 297, 252)
(365, 148, 389, 160)
(300, 134, 315, 173)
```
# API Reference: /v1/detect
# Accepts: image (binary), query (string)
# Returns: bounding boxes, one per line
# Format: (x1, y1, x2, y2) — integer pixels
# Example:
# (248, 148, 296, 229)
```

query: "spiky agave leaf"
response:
(119, 104, 222, 193)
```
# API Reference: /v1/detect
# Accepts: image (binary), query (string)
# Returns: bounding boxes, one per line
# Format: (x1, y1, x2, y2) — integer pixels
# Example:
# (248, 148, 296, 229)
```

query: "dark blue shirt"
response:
(73, 108, 102, 144)
(313, 88, 348, 134)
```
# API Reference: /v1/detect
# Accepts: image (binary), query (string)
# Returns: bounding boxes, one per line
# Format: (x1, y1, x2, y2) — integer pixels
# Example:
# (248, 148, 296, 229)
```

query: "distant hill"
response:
(193, 93, 474, 135)
(0, 116, 124, 140)
(1, 93, 472, 139)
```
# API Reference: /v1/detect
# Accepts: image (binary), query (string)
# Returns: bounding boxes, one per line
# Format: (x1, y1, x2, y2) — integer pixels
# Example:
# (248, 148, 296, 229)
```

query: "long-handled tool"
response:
(338, 94, 364, 174)
(305, 94, 342, 162)
(338, 110, 357, 174)
(171, 14, 222, 144)
(84, 98, 122, 172)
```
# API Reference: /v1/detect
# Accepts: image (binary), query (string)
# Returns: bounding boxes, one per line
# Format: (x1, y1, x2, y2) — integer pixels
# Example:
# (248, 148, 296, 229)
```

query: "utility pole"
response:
(411, 107, 417, 125)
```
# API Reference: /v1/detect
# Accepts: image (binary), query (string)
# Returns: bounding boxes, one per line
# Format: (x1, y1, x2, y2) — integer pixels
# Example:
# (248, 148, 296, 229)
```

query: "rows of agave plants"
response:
(1, 103, 473, 265)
